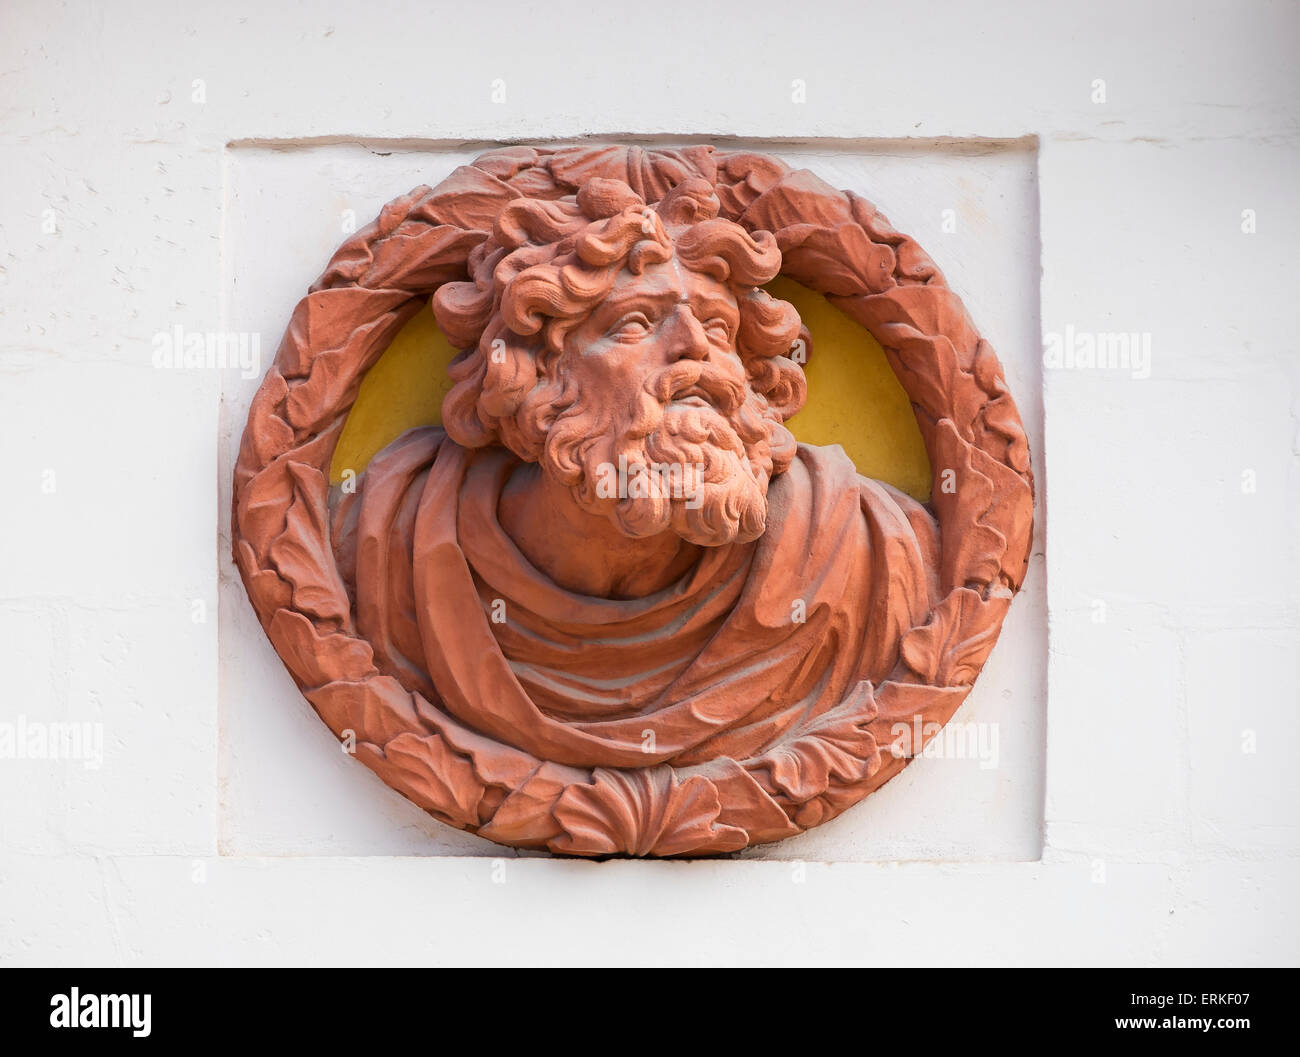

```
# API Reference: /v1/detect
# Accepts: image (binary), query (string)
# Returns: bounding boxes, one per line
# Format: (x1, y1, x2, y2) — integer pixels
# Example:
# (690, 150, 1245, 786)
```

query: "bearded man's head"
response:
(432, 175, 808, 547)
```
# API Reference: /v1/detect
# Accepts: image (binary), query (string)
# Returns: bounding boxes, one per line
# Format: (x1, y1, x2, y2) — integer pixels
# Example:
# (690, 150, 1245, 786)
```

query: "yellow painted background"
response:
(330, 277, 931, 502)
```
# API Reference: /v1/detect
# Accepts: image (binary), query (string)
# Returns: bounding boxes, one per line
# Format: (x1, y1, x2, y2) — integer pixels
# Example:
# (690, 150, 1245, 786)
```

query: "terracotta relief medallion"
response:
(232, 145, 1034, 857)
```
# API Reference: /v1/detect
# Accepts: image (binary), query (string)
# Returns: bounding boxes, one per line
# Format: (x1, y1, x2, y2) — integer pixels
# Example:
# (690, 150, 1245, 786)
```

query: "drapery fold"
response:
(333, 428, 941, 770)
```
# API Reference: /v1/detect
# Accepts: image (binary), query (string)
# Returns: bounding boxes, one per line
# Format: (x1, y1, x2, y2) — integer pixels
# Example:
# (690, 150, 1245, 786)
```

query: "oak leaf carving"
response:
(930, 419, 1007, 590)
(267, 608, 374, 688)
(268, 462, 353, 626)
(551, 767, 747, 857)
(360, 731, 484, 829)
(900, 586, 1012, 686)
(751, 682, 882, 803)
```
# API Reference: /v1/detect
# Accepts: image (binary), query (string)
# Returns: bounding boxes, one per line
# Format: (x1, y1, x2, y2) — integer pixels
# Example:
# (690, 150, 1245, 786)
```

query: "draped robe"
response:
(331, 428, 941, 770)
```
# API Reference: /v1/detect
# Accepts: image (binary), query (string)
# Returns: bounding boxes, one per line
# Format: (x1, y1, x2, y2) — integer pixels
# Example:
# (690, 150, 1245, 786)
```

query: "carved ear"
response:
(655, 176, 720, 227)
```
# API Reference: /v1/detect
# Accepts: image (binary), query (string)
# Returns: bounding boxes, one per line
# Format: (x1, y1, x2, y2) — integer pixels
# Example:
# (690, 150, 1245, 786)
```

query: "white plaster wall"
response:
(1, 0, 1297, 966)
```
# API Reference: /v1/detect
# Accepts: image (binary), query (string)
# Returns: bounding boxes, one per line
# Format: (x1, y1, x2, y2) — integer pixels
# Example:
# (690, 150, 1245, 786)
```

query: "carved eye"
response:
(703, 317, 732, 342)
(610, 313, 652, 341)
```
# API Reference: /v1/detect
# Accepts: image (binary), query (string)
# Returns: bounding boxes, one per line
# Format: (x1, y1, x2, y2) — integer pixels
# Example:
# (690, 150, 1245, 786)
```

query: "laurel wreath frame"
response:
(231, 146, 1034, 857)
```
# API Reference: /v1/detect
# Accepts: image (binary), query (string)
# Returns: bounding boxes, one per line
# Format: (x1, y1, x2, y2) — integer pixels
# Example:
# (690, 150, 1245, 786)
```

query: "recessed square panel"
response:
(218, 139, 1045, 860)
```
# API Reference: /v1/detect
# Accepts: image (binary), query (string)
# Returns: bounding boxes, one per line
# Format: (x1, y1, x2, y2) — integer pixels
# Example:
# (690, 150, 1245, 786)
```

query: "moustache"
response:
(646, 360, 747, 414)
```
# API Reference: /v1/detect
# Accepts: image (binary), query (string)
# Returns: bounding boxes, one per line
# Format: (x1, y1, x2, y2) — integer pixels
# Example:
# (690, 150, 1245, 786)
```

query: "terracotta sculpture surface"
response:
(232, 145, 1034, 856)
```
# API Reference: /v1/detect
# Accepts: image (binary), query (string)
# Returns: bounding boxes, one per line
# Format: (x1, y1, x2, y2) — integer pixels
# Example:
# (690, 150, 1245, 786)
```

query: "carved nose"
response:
(669, 306, 710, 361)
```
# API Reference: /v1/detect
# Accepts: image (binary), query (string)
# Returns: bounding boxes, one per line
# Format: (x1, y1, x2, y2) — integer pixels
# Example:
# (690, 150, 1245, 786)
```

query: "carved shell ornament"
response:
(232, 145, 1034, 857)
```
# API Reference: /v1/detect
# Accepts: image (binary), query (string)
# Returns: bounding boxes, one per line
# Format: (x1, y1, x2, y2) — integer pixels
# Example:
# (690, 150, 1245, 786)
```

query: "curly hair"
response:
(432, 176, 806, 469)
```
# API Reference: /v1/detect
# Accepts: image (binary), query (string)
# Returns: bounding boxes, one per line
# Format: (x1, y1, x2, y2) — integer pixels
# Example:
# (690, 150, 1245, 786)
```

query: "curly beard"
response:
(540, 361, 787, 547)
